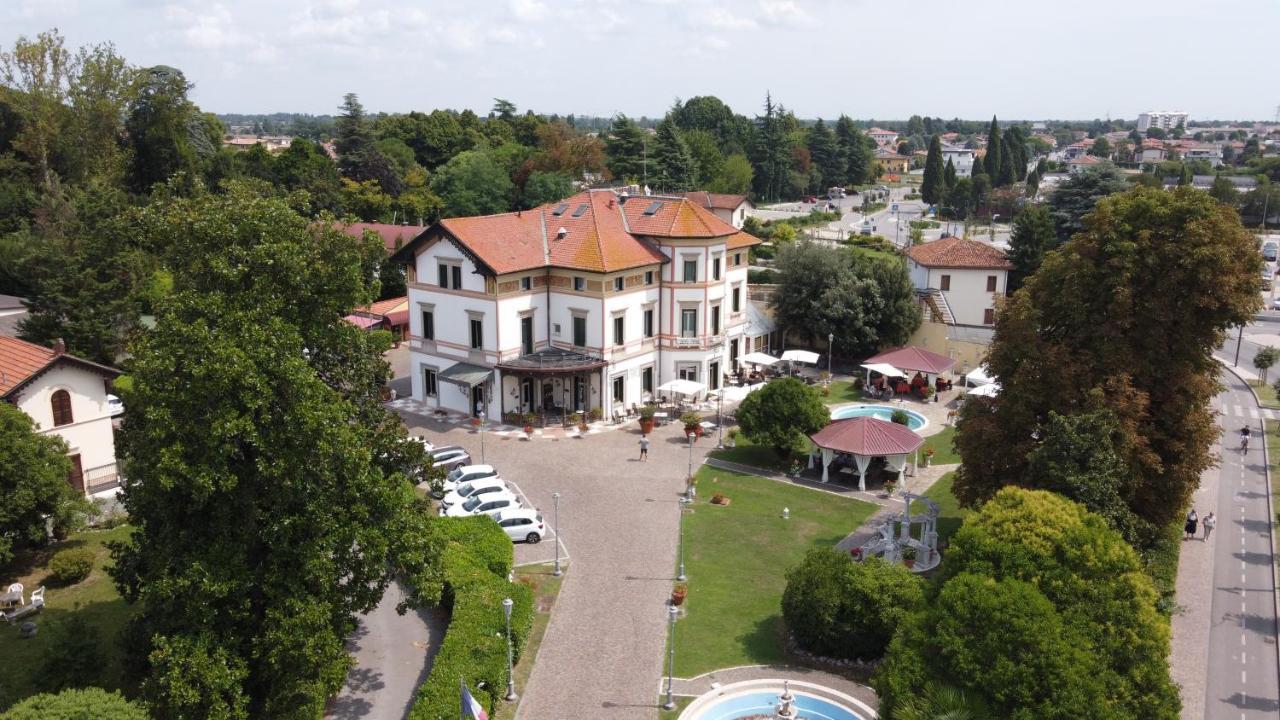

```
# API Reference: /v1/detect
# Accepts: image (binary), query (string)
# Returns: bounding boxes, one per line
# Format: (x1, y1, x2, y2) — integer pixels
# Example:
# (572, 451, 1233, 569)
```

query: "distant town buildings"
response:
(1136, 111, 1189, 132)
(867, 127, 899, 146)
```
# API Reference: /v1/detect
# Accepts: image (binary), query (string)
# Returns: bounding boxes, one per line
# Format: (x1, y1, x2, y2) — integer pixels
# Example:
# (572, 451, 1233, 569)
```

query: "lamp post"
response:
(686, 432, 694, 497)
(716, 391, 724, 449)
(827, 332, 834, 378)
(662, 604, 678, 711)
(502, 597, 517, 701)
(677, 497, 691, 582)
(990, 213, 1000, 243)
(552, 492, 562, 577)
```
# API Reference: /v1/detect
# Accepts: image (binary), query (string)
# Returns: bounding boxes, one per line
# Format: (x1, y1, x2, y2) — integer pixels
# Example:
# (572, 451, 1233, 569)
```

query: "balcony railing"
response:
(408, 335, 436, 354)
(676, 336, 702, 348)
(84, 463, 121, 494)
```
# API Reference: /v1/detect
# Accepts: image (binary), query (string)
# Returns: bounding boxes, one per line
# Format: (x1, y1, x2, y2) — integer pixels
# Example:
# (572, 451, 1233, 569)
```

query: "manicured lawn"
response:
(0, 525, 135, 707)
(675, 468, 877, 676)
(658, 695, 694, 719)
(1268, 421, 1280, 510)
(921, 424, 960, 466)
(495, 564, 563, 720)
(1250, 379, 1280, 409)
(710, 435, 797, 473)
(824, 380, 868, 406)
(910, 471, 970, 545)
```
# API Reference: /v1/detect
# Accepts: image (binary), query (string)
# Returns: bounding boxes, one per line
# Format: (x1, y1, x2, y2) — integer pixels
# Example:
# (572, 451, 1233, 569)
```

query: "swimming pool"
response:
(830, 404, 928, 432)
(679, 680, 876, 720)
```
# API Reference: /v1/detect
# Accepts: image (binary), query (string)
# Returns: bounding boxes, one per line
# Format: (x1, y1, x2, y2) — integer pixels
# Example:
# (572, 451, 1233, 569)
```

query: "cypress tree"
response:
(985, 116, 1002, 183)
(921, 134, 945, 205)
(652, 117, 697, 192)
(1025, 169, 1040, 197)
(999, 135, 1017, 187)
(943, 157, 957, 190)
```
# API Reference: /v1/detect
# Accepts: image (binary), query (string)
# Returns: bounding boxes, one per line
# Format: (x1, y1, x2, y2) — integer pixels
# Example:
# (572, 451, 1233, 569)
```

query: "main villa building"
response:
(391, 188, 770, 422)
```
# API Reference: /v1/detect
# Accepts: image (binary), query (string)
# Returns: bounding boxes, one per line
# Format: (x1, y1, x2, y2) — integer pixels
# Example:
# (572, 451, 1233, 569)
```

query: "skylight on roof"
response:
(551, 203, 569, 216)
(643, 201, 663, 216)
(572, 203, 589, 217)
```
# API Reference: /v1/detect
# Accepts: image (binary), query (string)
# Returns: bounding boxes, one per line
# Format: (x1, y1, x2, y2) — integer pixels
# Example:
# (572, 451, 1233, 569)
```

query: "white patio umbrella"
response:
(965, 364, 996, 387)
(966, 382, 1001, 397)
(781, 349, 820, 365)
(657, 378, 706, 397)
(860, 362, 906, 379)
(740, 351, 780, 366)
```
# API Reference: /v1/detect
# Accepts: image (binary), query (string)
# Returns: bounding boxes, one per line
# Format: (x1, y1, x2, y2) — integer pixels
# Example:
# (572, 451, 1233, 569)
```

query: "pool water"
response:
(830, 404, 928, 431)
(695, 691, 866, 720)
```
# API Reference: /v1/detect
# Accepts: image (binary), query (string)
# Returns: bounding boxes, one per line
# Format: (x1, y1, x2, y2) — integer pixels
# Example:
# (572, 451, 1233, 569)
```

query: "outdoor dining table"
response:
(0, 588, 22, 610)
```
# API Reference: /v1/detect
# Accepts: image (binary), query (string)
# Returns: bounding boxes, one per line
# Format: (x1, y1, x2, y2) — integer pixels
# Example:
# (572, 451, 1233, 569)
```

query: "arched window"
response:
(51, 389, 73, 426)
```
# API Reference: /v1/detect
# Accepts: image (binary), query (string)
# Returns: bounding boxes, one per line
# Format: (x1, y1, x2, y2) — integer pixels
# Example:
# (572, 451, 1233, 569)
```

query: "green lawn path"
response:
(675, 468, 876, 676)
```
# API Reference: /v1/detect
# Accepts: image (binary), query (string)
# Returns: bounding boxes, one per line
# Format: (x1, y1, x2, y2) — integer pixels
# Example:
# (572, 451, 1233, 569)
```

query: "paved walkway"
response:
(328, 581, 445, 720)
(398, 411, 712, 720)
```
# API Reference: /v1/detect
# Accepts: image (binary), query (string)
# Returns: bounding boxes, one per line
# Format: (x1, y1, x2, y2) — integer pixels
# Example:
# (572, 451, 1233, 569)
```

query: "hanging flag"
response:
(461, 679, 489, 720)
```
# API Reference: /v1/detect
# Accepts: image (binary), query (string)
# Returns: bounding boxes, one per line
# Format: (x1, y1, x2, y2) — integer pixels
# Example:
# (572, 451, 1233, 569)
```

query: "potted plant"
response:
(711, 492, 730, 506)
(726, 427, 739, 448)
(638, 404, 657, 434)
(578, 420, 589, 433)
(671, 583, 688, 606)
(680, 411, 702, 438)
(883, 478, 897, 496)
(588, 407, 602, 423)
(901, 545, 917, 569)
(922, 446, 935, 467)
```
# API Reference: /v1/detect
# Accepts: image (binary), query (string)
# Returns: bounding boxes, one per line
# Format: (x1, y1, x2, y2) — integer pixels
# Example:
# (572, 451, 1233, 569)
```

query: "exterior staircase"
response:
(916, 288, 955, 325)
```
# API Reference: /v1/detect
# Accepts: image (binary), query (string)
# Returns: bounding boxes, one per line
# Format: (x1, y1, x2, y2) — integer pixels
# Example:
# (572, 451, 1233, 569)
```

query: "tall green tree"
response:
(0, 402, 87, 569)
(650, 117, 697, 192)
(920, 134, 944, 205)
(429, 150, 513, 217)
(954, 188, 1262, 537)
(1045, 165, 1127, 244)
(834, 115, 873, 186)
(110, 184, 442, 719)
(1006, 204, 1054, 291)
(806, 119, 844, 191)
(335, 93, 401, 196)
(708, 153, 753, 194)
(125, 66, 208, 193)
(736, 377, 829, 456)
(1208, 175, 1239, 206)
(603, 114, 645, 183)
(753, 94, 791, 201)
(942, 157, 956, 191)
(1025, 168, 1040, 197)
(997, 134, 1017, 187)
(274, 139, 343, 212)
(983, 116, 1001, 184)
(0, 29, 73, 196)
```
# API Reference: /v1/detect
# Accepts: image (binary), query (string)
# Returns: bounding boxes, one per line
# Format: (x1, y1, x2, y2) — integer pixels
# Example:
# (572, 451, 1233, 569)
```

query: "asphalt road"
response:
(1205, 372, 1280, 718)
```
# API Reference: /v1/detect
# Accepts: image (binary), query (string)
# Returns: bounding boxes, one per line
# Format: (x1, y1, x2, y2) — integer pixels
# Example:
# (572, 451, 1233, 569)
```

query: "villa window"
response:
(574, 276, 586, 291)
(573, 316, 587, 347)
(643, 309, 654, 338)
(612, 375, 624, 403)
(452, 265, 462, 289)
(712, 257, 721, 281)
(645, 271, 654, 285)
(521, 276, 532, 291)
(711, 306, 721, 336)
(940, 274, 951, 291)
(681, 309, 697, 337)
(984, 308, 996, 325)
(421, 310, 434, 340)
(469, 318, 483, 349)
(731, 287, 741, 313)
(683, 259, 697, 283)
(642, 366, 654, 394)
(423, 368, 438, 397)
(613, 316, 625, 346)
(51, 389, 73, 426)
(614, 277, 624, 292)
(987, 275, 997, 292)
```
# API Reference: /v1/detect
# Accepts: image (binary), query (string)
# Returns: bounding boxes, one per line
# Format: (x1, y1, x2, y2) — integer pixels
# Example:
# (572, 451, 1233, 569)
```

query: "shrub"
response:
(37, 615, 104, 693)
(1, 687, 148, 719)
(782, 551, 923, 660)
(408, 517, 533, 720)
(748, 268, 780, 284)
(890, 409, 910, 426)
(736, 378, 829, 457)
(48, 548, 95, 585)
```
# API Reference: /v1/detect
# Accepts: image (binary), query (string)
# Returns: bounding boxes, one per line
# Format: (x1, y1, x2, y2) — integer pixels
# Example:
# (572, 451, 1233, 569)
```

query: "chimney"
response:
(608, 198, 615, 209)
(555, 227, 568, 241)
(52, 338, 65, 356)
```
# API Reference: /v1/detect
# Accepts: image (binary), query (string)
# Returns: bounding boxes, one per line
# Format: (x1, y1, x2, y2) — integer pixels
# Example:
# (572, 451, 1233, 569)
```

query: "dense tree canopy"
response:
(0, 402, 86, 569)
(954, 187, 1261, 539)
(1005, 204, 1054, 292)
(736, 377, 829, 456)
(429, 150, 513, 217)
(1046, 165, 1128, 244)
(109, 185, 442, 719)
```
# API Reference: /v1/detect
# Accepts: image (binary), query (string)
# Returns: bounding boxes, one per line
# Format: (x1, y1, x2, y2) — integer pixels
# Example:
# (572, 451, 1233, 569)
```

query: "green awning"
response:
(440, 362, 492, 387)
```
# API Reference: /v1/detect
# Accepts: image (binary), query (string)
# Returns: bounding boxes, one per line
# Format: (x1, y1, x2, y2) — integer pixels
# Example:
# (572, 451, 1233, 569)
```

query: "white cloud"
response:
(511, 0, 547, 21)
(699, 6, 757, 30)
(758, 0, 816, 27)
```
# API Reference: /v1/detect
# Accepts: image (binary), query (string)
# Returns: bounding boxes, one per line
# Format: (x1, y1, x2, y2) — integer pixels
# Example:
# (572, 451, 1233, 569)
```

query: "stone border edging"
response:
(677, 678, 879, 720)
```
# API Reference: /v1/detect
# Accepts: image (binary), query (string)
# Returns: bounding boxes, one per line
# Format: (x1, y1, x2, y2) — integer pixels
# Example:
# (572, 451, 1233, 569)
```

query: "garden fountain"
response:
(678, 679, 877, 720)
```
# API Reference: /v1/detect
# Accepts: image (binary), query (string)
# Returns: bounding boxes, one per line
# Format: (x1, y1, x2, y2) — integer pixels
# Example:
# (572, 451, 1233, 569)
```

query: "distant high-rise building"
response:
(1137, 111, 1189, 132)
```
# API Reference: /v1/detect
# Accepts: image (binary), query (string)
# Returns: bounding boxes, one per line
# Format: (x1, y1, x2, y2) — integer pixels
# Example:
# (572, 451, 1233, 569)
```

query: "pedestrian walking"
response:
(1203, 512, 1216, 541)
(1184, 509, 1198, 540)
(638, 434, 650, 461)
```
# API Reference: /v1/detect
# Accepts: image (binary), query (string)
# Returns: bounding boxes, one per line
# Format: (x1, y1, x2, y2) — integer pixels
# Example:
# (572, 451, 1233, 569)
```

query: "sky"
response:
(5, 0, 1279, 122)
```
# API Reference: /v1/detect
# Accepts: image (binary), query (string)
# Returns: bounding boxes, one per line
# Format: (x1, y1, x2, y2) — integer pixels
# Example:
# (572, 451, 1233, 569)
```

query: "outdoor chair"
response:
(30, 586, 43, 604)
(6, 583, 22, 605)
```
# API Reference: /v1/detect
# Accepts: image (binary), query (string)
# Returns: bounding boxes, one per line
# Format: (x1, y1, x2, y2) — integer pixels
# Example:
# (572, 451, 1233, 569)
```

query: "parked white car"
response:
(429, 447, 472, 471)
(106, 394, 124, 416)
(434, 464, 500, 498)
(497, 509, 545, 544)
(441, 477, 509, 509)
(442, 491, 521, 518)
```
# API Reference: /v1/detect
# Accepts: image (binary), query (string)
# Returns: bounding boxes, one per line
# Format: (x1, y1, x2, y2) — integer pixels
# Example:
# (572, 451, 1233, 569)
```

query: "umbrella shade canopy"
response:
(861, 362, 906, 378)
(967, 382, 1001, 397)
(740, 351, 780, 366)
(781, 349, 821, 364)
(965, 364, 996, 386)
(810, 417, 925, 457)
(657, 379, 706, 396)
(865, 346, 956, 375)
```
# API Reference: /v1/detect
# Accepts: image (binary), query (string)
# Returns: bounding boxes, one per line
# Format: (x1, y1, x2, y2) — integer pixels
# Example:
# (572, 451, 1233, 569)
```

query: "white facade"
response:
(940, 145, 976, 177)
(1137, 111, 1189, 132)
(404, 232, 756, 423)
(907, 262, 1006, 327)
(11, 364, 120, 495)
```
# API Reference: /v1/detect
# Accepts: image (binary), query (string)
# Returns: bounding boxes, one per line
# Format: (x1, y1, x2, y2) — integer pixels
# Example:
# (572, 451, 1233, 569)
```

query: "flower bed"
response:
(407, 517, 534, 719)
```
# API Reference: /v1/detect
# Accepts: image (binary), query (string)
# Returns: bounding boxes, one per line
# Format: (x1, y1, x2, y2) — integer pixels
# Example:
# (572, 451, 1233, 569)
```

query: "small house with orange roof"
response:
(1, 335, 123, 496)
(906, 236, 1011, 327)
(867, 127, 899, 146)
(390, 188, 762, 422)
(682, 191, 754, 229)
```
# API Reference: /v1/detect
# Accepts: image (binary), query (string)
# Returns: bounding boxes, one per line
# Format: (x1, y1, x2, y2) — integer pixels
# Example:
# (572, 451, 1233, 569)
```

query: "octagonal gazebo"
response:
(808, 416, 925, 490)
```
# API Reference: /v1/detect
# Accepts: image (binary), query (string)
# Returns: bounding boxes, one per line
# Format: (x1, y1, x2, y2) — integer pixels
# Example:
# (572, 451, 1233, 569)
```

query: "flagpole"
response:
(460, 675, 465, 720)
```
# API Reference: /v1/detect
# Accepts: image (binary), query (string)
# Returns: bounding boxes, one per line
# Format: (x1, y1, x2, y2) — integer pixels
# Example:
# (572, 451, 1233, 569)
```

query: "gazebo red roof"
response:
(865, 346, 956, 375)
(810, 417, 925, 457)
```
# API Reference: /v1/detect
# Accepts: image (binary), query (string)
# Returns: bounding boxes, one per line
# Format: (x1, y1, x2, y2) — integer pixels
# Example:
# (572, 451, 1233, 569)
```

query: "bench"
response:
(2, 598, 43, 623)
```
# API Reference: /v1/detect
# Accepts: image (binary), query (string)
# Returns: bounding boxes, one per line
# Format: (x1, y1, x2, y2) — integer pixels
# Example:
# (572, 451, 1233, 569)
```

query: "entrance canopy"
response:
(865, 346, 956, 375)
(440, 361, 492, 387)
(781, 349, 820, 365)
(657, 378, 706, 396)
(811, 417, 925, 457)
(740, 351, 779, 366)
(860, 362, 906, 379)
(496, 347, 607, 375)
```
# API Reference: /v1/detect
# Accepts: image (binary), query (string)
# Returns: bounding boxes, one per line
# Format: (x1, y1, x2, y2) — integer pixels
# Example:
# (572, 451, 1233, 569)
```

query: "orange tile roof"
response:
(360, 296, 408, 316)
(683, 191, 750, 211)
(0, 335, 56, 396)
(726, 231, 762, 250)
(341, 222, 428, 254)
(906, 236, 1011, 270)
(418, 189, 738, 274)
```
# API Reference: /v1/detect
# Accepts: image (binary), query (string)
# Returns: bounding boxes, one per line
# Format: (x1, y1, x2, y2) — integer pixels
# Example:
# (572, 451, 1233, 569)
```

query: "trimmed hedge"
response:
(408, 517, 534, 719)
(0, 687, 148, 719)
(48, 548, 94, 586)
